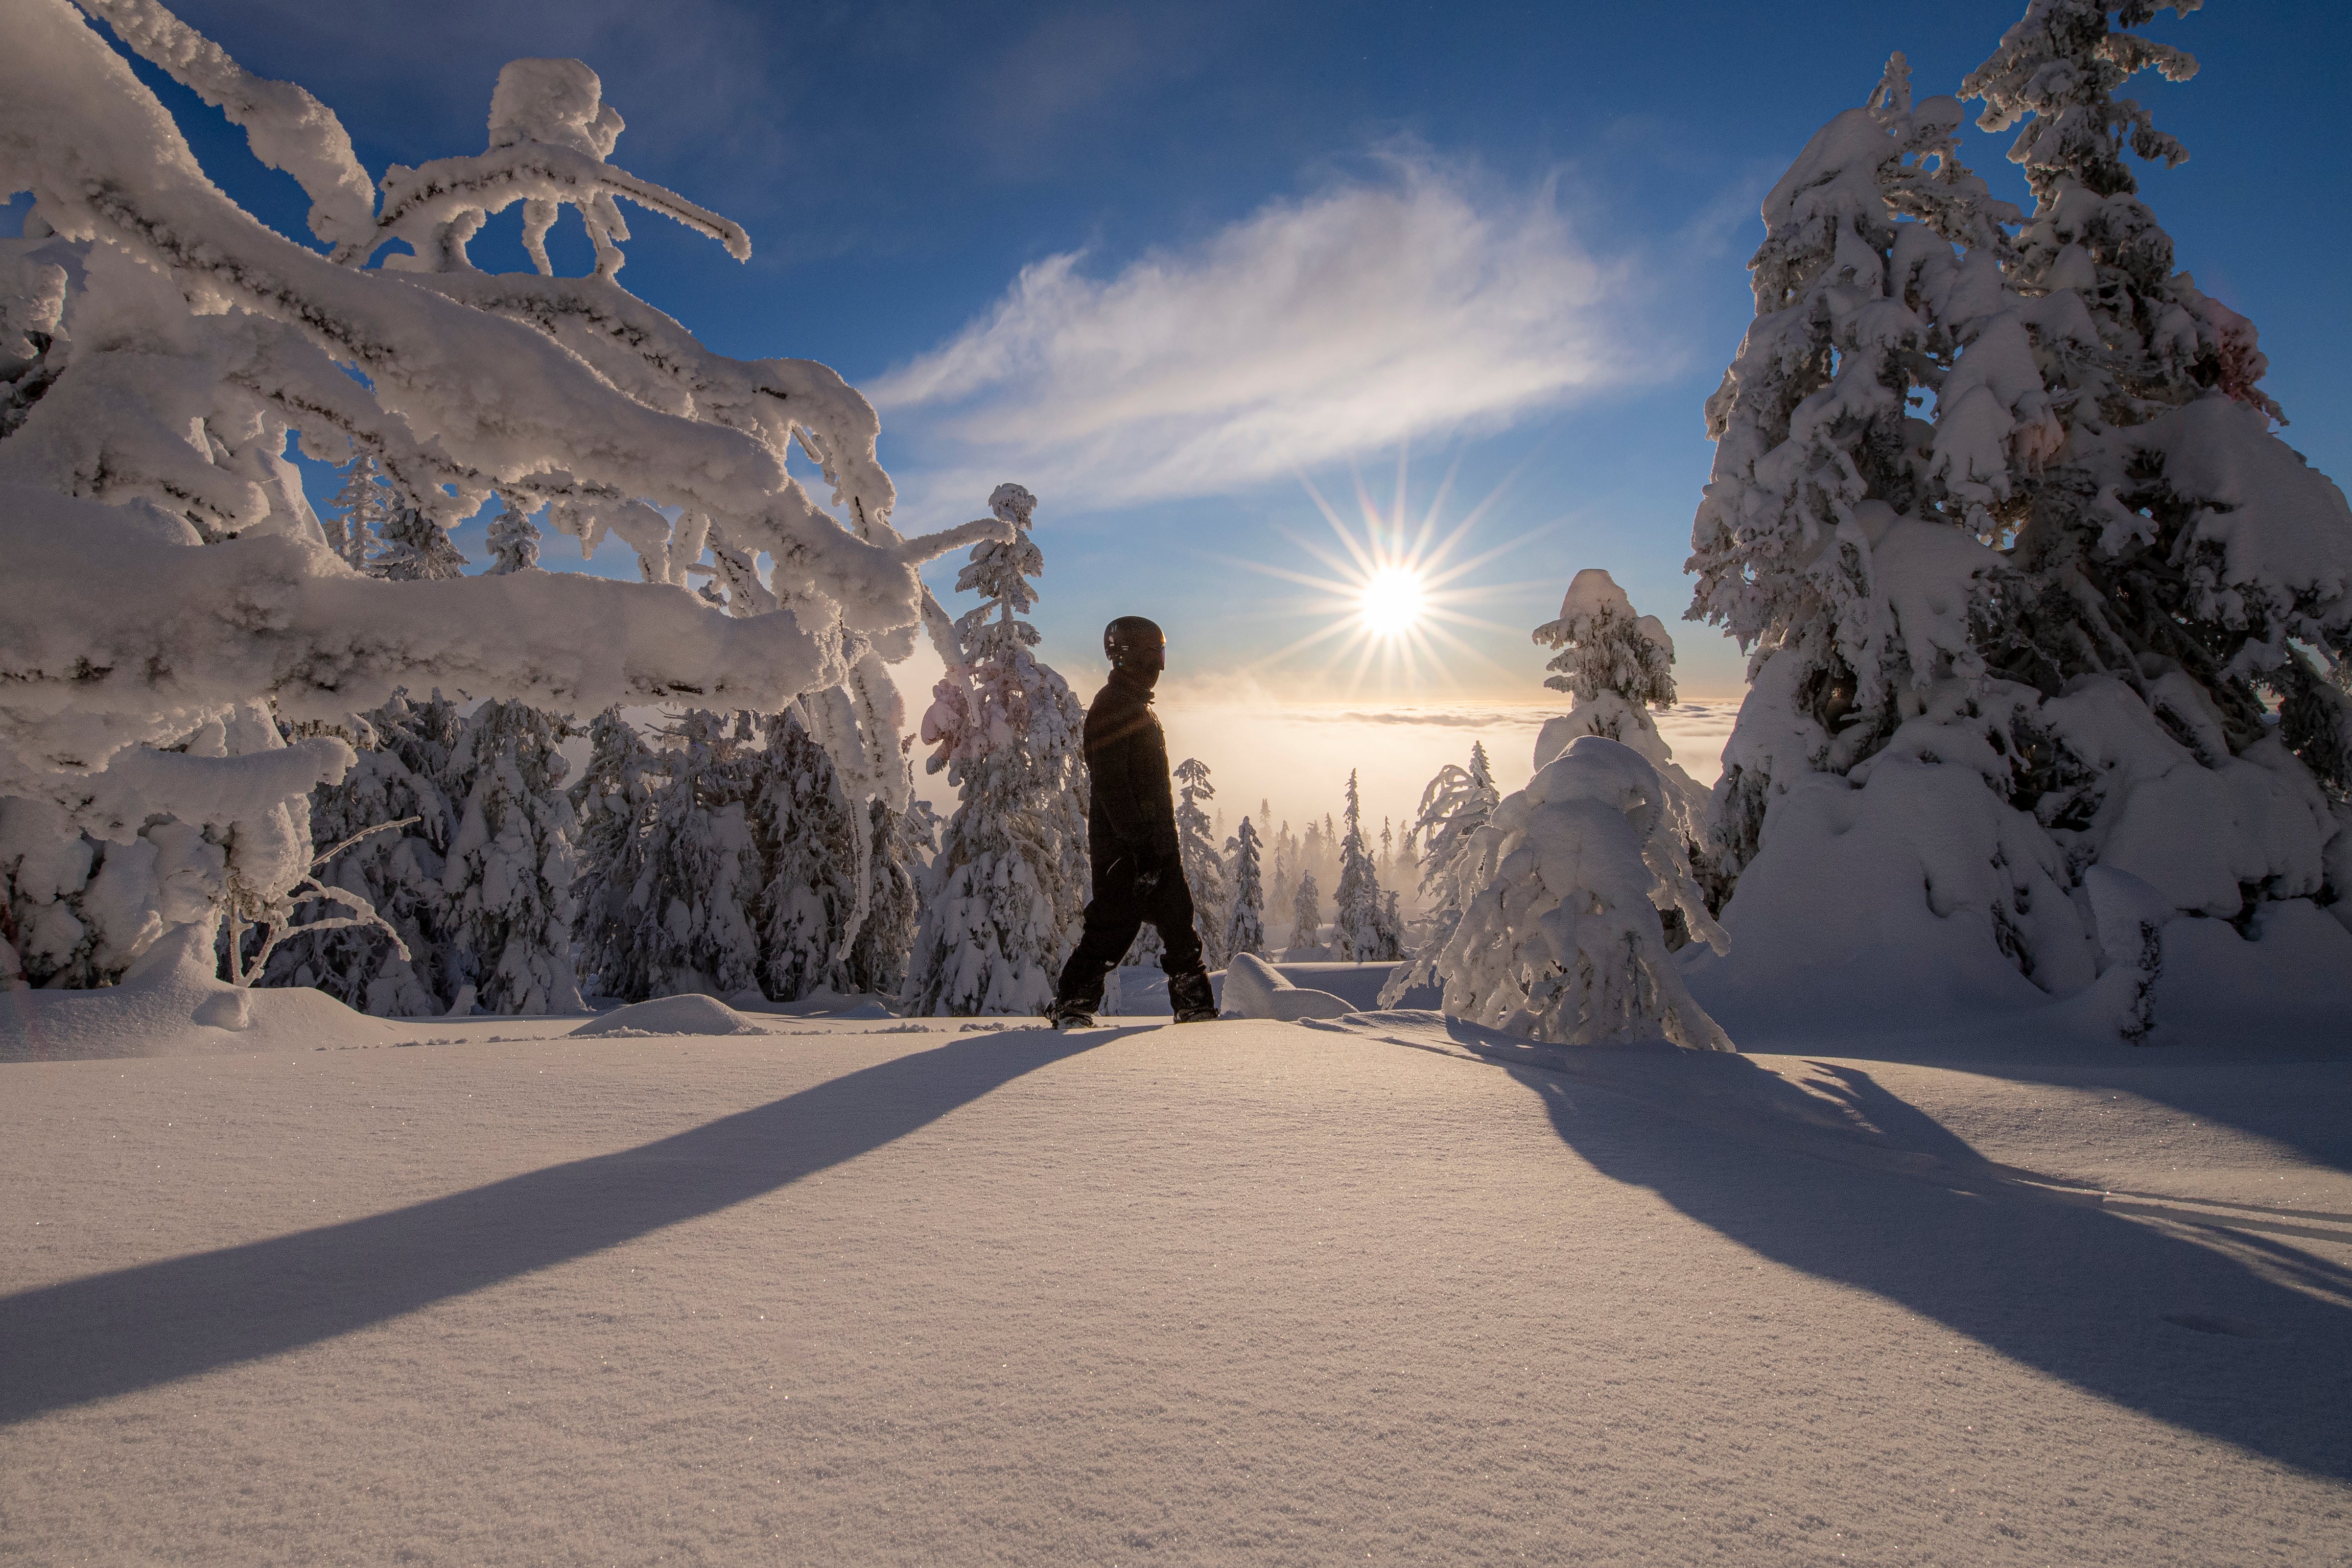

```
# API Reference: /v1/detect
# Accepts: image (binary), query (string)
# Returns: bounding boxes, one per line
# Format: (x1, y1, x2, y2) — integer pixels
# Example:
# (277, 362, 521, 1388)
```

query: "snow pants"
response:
(1054, 856, 1207, 1010)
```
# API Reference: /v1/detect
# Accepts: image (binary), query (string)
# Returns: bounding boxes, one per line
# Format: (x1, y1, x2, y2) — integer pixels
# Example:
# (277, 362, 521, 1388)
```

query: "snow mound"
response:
(569, 995, 769, 1038)
(1220, 954, 1352, 1021)
(0, 924, 398, 1061)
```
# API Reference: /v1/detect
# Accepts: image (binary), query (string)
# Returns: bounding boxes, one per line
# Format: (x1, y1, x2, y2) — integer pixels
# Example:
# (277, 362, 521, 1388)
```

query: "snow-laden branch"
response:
(69, 0, 377, 255)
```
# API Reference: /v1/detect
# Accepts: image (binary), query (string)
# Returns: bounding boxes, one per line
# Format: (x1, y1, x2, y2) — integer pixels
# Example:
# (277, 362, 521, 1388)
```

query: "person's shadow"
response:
(0, 1025, 1143, 1425)
(1456, 1025, 2352, 1481)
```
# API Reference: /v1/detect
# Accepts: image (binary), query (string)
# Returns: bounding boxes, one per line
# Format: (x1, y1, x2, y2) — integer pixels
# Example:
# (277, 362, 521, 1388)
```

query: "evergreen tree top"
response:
(1532, 569, 1678, 707)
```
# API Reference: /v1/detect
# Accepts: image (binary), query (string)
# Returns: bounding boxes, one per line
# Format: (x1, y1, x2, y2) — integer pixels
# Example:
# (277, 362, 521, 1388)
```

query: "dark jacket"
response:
(1084, 668, 1180, 873)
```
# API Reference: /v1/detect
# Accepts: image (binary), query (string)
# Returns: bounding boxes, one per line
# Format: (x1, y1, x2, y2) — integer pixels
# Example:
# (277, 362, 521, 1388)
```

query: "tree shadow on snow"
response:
(1477, 1030, 2352, 1482)
(0, 1024, 1143, 1425)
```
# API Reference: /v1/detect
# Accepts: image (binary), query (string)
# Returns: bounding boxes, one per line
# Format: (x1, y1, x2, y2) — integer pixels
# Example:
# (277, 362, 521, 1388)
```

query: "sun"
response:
(1360, 566, 1427, 637)
(1223, 446, 1548, 692)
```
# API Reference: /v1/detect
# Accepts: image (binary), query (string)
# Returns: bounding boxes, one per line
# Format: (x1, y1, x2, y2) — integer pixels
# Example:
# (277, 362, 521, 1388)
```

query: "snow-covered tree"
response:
(755, 706, 860, 1003)
(1174, 757, 1228, 969)
(432, 701, 581, 1014)
(1224, 816, 1266, 961)
(1379, 742, 1502, 1005)
(1288, 872, 1322, 956)
(907, 484, 1090, 1015)
(1531, 568, 1714, 909)
(1687, 8, 2352, 1027)
(0, 5, 997, 999)
(849, 793, 935, 997)
(374, 503, 470, 581)
(484, 492, 543, 576)
(326, 454, 393, 571)
(263, 694, 463, 1014)
(568, 707, 656, 1000)
(1332, 770, 1399, 961)
(584, 711, 765, 1002)
(1432, 737, 1731, 1051)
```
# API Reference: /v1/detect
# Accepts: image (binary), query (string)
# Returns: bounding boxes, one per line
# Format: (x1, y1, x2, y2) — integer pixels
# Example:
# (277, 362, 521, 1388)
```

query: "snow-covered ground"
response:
(5, 993, 2350, 1564)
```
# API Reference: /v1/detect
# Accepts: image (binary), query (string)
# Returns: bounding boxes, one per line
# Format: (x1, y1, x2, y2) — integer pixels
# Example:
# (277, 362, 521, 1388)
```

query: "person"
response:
(1050, 616, 1220, 1029)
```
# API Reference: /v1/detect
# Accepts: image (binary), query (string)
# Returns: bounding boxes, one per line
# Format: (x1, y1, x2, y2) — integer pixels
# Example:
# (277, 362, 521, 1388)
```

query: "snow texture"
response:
(1217, 951, 1352, 1021)
(5, 1004, 2350, 1563)
(567, 993, 767, 1038)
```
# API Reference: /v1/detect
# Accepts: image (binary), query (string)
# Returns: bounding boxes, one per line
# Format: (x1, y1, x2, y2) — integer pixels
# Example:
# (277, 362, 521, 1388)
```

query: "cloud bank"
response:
(870, 154, 1644, 511)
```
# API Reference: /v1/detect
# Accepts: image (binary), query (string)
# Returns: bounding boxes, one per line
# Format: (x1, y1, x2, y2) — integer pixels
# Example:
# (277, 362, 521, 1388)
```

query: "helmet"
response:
(1104, 615, 1166, 671)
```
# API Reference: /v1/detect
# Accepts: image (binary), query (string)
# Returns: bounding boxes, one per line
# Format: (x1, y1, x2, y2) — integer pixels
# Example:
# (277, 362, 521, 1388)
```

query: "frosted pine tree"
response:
(1331, 771, 1397, 961)
(436, 701, 583, 1014)
(1288, 872, 1322, 956)
(588, 711, 765, 1002)
(569, 708, 658, 1001)
(755, 706, 860, 1003)
(1224, 816, 1266, 960)
(484, 492, 543, 575)
(1431, 737, 1731, 1051)
(326, 454, 393, 571)
(264, 694, 463, 1014)
(1531, 568, 1714, 908)
(907, 484, 1090, 1015)
(849, 794, 935, 997)
(1174, 758, 1227, 970)
(373, 503, 471, 581)
(1379, 743, 1501, 1005)
(1687, 6, 2352, 1027)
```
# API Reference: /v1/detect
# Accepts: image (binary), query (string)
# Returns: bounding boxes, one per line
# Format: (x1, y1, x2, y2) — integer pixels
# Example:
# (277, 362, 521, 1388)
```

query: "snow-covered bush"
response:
(1432, 737, 1731, 1051)
(0, 0, 996, 992)
(1686, 10, 2352, 1029)
(1224, 816, 1267, 960)
(1175, 758, 1228, 969)
(907, 485, 1090, 1015)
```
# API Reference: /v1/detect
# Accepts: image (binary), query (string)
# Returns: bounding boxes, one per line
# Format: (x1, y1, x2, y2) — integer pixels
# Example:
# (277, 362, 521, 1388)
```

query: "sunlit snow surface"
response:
(4, 994, 2350, 1563)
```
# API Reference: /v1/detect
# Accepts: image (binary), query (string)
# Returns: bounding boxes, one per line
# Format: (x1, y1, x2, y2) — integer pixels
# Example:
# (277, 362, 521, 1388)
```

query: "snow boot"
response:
(1168, 971, 1219, 1024)
(1050, 1000, 1097, 1031)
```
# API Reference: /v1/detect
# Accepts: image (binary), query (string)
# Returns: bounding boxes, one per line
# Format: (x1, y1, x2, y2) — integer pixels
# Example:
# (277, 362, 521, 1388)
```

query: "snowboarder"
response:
(1050, 616, 1220, 1029)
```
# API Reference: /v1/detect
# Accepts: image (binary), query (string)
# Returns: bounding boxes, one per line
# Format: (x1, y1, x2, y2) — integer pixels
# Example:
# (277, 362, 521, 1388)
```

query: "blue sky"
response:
(43, 0, 2352, 720)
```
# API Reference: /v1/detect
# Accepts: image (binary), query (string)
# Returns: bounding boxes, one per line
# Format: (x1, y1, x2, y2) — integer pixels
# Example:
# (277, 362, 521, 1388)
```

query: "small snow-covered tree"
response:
(0, 6, 998, 999)
(484, 492, 542, 576)
(1175, 757, 1227, 970)
(1224, 816, 1266, 960)
(756, 705, 860, 1003)
(907, 484, 1090, 1015)
(1331, 770, 1398, 961)
(1288, 872, 1322, 956)
(1433, 737, 1731, 1051)
(434, 700, 582, 1014)
(373, 503, 470, 581)
(326, 454, 393, 571)
(569, 706, 657, 999)
(1379, 742, 1502, 1005)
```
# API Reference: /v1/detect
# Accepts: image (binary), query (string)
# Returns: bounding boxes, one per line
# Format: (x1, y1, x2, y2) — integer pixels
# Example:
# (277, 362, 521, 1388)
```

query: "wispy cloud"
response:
(869, 151, 1651, 512)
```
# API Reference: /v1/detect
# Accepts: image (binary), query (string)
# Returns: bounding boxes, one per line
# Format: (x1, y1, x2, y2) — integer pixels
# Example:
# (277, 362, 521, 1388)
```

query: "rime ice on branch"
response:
(0, 0, 999, 989)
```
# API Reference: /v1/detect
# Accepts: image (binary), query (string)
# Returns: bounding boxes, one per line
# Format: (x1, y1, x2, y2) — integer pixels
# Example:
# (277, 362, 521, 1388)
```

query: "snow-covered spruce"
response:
(1288, 872, 1323, 958)
(1688, 15, 2352, 1029)
(1332, 770, 1401, 962)
(1224, 816, 1267, 960)
(755, 706, 861, 1004)
(0, 2, 999, 994)
(1432, 737, 1731, 1051)
(906, 485, 1090, 1016)
(484, 492, 543, 576)
(1175, 758, 1228, 970)
(431, 700, 582, 1014)
(1529, 569, 1714, 915)
(1378, 743, 1499, 1005)
(847, 792, 935, 997)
